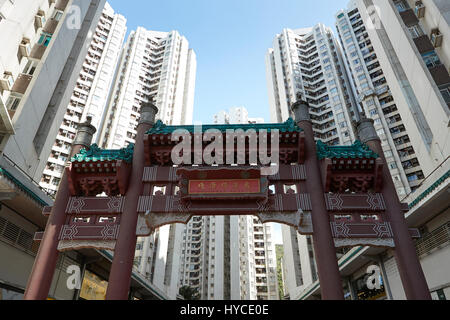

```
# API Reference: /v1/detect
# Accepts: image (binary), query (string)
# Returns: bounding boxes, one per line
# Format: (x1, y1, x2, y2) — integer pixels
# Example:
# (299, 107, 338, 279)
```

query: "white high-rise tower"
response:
(265, 24, 360, 299)
(40, 2, 127, 195)
(266, 24, 359, 146)
(107, 28, 197, 299)
(98, 27, 197, 149)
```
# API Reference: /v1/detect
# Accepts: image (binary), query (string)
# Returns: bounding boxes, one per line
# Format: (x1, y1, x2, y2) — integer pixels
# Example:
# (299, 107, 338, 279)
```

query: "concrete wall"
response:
(0, 0, 106, 182)
(358, 0, 450, 176)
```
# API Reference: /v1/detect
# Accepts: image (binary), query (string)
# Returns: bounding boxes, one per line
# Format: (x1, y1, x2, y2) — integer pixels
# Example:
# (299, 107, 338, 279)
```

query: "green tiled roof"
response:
(317, 140, 379, 160)
(0, 167, 49, 207)
(147, 118, 303, 135)
(71, 144, 134, 163)
(409, 170, 450, 209)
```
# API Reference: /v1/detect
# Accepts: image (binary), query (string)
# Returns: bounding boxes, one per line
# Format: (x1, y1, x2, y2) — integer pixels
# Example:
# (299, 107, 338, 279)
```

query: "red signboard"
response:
(188, 179, 260, 194)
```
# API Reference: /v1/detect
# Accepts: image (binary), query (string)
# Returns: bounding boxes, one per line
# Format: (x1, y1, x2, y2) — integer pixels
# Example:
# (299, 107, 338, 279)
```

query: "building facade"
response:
(265, 24, 358, 146)
(0, 0, 109, 299)
(336, 1, 426, 198)
(265, 24, 361, 299)
(98, 27, 197, 150)
(39, 2, 127, 195)
(278, 0, 450, 300)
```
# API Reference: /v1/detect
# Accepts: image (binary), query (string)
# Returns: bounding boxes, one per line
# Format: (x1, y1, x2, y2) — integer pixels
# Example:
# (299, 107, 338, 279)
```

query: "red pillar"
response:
(357, 118, 431, 300)
(292, 100, 344, 300)
(105, 103, 158, 300)
(24, 118, 97, 300)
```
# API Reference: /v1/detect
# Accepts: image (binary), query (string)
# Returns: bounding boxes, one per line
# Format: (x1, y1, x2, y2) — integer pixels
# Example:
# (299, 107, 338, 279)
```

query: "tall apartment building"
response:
(177, 108, 278, 301)
(115, 28, 196, 299)
(279, 1, 450, 301)
(0, 0, 110, 299)
(353, 0, 449, 180)
(265, 24, 361, 299)
(213, 107, 265, 125)
(265, 24, 359, 146)
(39, 2, 127, 195)
(98, 27, 197, 150)
(335, 1, 426, 198)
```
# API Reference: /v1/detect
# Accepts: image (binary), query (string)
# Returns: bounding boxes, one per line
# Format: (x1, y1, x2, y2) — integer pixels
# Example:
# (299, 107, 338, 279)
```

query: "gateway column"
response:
(106, 103, 158, 300)
(357, 118, 430, 300)
(292, 100, 344, 300)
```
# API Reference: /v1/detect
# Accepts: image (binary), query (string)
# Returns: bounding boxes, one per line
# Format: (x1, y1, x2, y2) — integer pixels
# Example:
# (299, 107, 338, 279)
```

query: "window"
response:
(38, 32, 52, 47)
(361, 82, 369, 89)
(421, 51, 441, 69)
(389, 162, 398, 169)
(5, 95, 21, 111)
(53, 10, 63, 21)
(393, 0, 408, 12)
(408, 25, 423, 39)
(440, 88, 450, 104)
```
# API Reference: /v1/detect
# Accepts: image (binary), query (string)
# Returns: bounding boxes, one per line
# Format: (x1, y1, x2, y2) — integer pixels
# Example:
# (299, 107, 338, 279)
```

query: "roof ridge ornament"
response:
(71, 143, 135, 163)
(317, 140, 379, 160)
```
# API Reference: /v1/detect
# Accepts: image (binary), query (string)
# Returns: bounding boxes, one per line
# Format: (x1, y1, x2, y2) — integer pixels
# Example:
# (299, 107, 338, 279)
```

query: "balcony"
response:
(429, 64, 450, 87)
(413, 35, 434, 54)
(43, 18, 59, 34)
(30, 43, 47, 60)
(11, 73, 33, 95)
(399, 9, 419, 27)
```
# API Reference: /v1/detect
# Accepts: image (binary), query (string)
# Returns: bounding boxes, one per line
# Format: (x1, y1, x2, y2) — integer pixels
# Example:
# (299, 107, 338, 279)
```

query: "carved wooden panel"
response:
(324, 193, 386, 212)
(59, 224, 120, 241)
(330, 221, 394, 239)
(137, 194, 312, 215)
(65, 197, 125, 215)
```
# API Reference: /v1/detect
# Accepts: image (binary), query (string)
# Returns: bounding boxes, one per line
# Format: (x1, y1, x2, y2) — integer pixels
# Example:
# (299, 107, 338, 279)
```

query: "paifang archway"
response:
(24, 101, 431, 300)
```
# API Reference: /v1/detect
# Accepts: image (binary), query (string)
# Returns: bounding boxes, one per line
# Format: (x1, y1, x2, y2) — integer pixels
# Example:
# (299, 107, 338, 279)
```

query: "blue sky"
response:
(107, 0, 350, 244)
(108, 0, 349, 125)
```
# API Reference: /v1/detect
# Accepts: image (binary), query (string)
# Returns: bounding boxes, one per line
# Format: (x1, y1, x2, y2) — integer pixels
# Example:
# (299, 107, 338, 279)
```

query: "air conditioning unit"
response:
(19, 39, 31, 57)
(431, 29, 443, 48)
(35, 13, 46, 28)
(0, 73, 15, 91)
(414, 1, 425, 18)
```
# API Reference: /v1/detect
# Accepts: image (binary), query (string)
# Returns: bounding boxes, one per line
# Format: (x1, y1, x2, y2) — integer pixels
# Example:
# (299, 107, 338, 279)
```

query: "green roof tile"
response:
(147, 118, 303, 135)
(317, 140, 379, 160)
(71, 144, 134, 163)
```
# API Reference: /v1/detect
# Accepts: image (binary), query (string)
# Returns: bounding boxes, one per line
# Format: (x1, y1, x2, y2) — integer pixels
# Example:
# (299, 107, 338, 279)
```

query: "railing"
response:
(415, 222, 450, 257)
